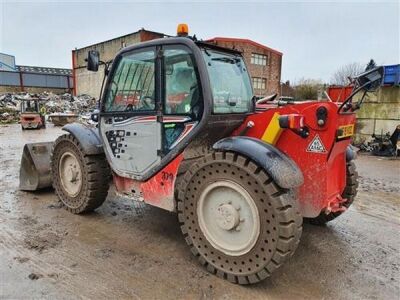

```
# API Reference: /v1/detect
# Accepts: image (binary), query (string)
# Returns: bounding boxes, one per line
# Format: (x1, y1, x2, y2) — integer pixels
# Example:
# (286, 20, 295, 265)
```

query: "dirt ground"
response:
(0, 123, 399, 300)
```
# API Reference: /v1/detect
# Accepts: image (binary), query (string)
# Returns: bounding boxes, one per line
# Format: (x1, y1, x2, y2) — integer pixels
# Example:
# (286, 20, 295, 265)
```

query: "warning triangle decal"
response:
(306, 135, 327, 153)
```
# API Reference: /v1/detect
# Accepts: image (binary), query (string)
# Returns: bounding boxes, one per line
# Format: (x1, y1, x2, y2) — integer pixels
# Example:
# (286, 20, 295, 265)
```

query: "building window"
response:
(252, 77, 266, 90)
(251, 53, 267, 66)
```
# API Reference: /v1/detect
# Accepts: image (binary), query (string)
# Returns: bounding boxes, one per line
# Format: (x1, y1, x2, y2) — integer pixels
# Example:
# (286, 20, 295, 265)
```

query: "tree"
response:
(331, 62, 364, 85)
(365, 59, 377, 71)
(293, 78, 323, 100)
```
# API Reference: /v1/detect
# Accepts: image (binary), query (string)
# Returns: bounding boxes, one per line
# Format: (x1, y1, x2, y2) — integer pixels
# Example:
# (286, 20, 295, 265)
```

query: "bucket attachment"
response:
(19, 142, 54, 191)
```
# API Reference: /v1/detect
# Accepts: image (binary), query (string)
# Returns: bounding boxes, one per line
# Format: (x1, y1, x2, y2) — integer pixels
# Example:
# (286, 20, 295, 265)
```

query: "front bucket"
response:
(19, 142, 54, 191)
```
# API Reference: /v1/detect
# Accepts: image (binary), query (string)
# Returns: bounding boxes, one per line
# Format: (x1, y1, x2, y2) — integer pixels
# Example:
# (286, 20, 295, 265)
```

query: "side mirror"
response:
(90, 109, 99, 122)
(87, 50, 100, 72)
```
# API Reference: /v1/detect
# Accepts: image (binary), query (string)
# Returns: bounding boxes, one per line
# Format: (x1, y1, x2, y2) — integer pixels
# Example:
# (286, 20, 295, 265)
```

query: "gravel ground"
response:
(0, 123, 399, 299)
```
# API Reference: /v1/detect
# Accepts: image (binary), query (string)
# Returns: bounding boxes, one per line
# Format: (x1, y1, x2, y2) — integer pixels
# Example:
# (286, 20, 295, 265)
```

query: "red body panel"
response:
(327, 86, 353, 102)
(140, 154, 183, 211)
(234, 101, 356, 217)
(20, 113, 43, 129)
(113, 100, 356, 217)
(113, 154, 184, 211)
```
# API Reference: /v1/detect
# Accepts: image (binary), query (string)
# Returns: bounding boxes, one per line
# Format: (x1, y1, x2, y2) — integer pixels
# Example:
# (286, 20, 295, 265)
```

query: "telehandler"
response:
(19, 25, 383, 284)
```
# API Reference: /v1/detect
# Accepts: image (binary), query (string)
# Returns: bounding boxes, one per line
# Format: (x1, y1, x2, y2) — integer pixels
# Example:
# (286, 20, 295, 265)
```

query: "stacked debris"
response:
(0, 93, 21, 124)
(354, 125, 400, 157)
(44, 93, 97, 113)
(0, 92, 98, 124)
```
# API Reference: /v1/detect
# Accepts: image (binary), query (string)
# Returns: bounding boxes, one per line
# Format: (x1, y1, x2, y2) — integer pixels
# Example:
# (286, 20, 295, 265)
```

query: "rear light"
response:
(279, 114, 309, 138)
(279, 114, 304, 130)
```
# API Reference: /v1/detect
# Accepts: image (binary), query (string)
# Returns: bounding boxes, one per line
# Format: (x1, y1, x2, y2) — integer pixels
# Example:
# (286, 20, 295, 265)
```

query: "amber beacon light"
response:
(177, 23, 189, 36)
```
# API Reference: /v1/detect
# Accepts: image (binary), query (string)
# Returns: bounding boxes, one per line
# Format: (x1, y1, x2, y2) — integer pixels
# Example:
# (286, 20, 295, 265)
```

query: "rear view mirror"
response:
(165, 64, 174, 75)
(90, 109, 99, 122)
(355, 67, 384, 92)
(87, 50, 100, 72)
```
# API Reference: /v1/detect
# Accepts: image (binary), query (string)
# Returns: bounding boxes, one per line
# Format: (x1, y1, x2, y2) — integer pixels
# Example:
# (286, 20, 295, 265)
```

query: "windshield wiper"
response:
(211, 57, 240, 64)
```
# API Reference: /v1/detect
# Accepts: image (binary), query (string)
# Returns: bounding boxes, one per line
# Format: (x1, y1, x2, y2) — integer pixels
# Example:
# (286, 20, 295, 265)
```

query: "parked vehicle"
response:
(20, 98, 46, 130)
(19, 24, 383, 284)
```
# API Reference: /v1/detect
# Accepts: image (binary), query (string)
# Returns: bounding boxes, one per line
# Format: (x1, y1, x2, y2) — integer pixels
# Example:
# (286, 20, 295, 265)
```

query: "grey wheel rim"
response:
(197, 180, 260, 256)
(59, 151, 82, 198)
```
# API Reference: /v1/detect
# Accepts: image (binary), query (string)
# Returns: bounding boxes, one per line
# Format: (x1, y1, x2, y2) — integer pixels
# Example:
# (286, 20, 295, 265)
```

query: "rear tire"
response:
(306, 161, 358, 225)
(177, 152, 302, 284)
(51, 134, 110, 214)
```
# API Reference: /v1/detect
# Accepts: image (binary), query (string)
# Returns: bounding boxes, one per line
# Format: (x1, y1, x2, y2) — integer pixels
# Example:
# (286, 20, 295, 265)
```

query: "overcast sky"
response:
(0, 0, 399, 83)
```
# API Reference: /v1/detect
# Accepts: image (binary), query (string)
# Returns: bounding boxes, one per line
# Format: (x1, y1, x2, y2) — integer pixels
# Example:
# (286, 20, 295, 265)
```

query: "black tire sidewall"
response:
(181, 156, 289, 278)
(52, 136, 88, 211)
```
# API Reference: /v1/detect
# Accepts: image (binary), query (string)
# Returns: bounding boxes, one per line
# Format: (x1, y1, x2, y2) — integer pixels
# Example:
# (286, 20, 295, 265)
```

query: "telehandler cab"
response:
(19, 25, 383, 284)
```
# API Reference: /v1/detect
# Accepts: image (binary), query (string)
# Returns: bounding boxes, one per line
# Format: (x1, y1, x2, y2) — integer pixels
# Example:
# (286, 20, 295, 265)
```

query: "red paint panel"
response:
(235, 101, 356, 217)
(140, 154, 184, 211)
(327, 86, 353, 102)
(20, 114, 43, 128)
(71, 51, 77, 96)
(113, 174, 141, 195)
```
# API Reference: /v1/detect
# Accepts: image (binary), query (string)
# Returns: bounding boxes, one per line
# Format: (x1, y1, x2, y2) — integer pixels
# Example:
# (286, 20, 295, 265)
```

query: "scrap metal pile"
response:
(355, 125, 400, 157)
(0, 92, 97, 124)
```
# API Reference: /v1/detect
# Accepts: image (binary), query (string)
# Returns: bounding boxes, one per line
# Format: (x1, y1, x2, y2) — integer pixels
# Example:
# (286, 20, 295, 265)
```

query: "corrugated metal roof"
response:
(16, 65, 72, 76)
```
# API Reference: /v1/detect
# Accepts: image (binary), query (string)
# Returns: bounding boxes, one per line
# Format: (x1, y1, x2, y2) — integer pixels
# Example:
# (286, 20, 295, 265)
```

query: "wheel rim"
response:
(59, 151, 82, 198)
(197, 180, 260, 256)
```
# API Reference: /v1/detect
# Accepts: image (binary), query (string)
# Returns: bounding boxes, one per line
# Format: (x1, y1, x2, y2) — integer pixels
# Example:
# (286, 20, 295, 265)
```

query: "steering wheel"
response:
(124, 104, 133, 112)
(141, 96, 154, 110)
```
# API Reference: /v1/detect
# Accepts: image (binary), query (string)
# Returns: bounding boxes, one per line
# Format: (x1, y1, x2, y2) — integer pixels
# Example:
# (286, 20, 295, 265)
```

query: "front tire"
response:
(51, 134, 110, 214)
(177, 152, 302, 284)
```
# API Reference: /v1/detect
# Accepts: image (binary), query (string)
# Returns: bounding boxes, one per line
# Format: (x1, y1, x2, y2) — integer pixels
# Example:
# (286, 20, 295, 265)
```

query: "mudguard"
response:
(62, 123, 103, 155)
(213, 136, 304, 189)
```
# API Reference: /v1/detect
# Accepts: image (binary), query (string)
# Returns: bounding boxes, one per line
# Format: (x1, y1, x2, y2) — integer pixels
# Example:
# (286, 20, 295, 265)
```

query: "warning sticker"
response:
(306, 135, 327, 153)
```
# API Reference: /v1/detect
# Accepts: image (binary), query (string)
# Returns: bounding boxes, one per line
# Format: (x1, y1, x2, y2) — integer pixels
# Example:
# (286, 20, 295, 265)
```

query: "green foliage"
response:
(293, 78, 323, 100)
(365, 59, 377, 71)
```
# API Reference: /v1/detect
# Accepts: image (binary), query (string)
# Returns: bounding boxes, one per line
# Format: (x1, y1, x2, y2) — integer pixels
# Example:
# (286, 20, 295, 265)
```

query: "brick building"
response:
(72, 32, 282, 98)
(206, 37, 282, 97)
(72, 29, 166, 96)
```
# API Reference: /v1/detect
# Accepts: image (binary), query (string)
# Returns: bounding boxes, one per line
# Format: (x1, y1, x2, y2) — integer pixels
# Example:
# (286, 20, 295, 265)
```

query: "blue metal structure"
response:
(383, 64, 400, 86)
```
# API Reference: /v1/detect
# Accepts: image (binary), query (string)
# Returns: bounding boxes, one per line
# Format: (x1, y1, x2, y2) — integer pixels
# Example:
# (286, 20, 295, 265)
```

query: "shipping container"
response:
(383, 64, 400, 86)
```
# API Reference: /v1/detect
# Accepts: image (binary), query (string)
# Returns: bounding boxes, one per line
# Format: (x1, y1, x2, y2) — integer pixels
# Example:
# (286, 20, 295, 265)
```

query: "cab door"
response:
(161, 45, 203, 153)
(99, 47, 162, 179)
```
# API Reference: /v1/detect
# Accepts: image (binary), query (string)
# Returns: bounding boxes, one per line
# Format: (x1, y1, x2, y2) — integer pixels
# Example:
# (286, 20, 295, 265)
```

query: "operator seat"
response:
(189, 84, 202, 120)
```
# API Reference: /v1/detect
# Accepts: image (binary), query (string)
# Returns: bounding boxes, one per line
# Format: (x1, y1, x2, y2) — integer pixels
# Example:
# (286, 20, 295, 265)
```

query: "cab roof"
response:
(118, 36, 243, 57)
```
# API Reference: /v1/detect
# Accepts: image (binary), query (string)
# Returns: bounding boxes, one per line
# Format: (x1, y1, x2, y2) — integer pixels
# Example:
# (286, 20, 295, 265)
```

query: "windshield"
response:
(202, 48, 253, 114)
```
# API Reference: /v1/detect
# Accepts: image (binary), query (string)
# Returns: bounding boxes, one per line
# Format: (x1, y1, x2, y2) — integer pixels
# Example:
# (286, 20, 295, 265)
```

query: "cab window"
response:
(164, 47, 201, 118)
(104, 49, 155, 112)
(202, 48, 253, 114)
